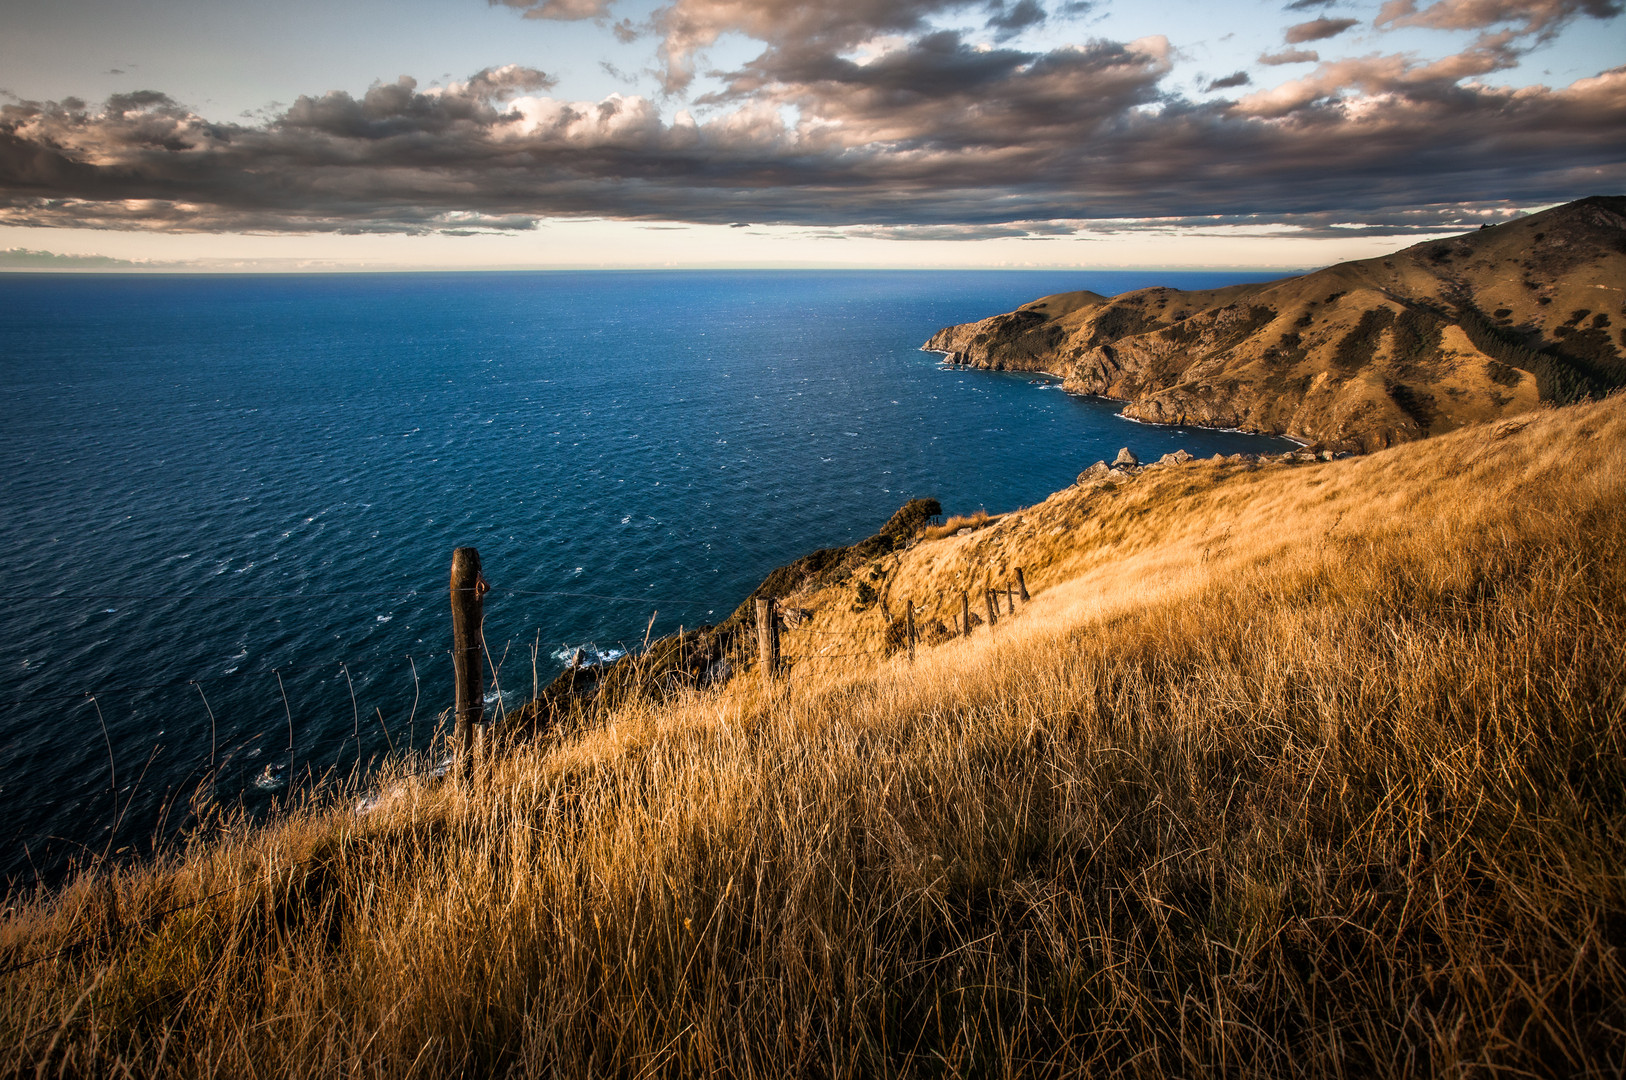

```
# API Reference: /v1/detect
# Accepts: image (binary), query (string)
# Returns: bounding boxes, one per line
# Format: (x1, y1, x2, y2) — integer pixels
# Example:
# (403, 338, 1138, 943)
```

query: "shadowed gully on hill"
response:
(3, 392, 1624, 1078)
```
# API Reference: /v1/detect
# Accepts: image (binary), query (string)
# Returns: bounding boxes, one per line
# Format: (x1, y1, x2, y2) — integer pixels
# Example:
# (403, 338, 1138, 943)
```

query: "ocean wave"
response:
(551, 643, 625, 667)
(252, 762, 287, 791)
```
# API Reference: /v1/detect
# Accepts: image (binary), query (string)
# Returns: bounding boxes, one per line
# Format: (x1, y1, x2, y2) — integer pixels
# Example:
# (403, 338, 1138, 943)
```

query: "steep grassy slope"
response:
(4, 396, 1624, 1078)
(926, 196, 1626, 451)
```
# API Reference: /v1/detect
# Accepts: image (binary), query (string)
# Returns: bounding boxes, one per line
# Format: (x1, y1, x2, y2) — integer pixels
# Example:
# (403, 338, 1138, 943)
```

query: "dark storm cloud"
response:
(3, 11, 1625, 240)
(1206, 71, 1253, 89)
(648, 0, 990, 90)
(1285, 16, 1361, 40)
(986, 0, 1049, 38)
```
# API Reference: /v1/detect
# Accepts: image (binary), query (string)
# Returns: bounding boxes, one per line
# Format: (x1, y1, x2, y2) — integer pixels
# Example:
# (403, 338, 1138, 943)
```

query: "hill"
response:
(925, 196, 1626, 451)
(4, 393, 1624, 1077)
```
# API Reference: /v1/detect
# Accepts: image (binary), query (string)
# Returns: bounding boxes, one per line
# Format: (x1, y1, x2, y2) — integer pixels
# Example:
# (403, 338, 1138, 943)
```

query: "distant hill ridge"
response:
(924, 195, 1626, 451)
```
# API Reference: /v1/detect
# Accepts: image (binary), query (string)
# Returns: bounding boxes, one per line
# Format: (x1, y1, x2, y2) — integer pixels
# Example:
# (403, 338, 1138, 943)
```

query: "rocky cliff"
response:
(925, 196, 1626, 451)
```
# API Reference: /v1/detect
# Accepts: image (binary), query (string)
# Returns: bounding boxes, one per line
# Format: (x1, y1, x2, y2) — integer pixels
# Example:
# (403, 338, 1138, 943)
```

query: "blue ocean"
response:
(0, 269, 1294, 887)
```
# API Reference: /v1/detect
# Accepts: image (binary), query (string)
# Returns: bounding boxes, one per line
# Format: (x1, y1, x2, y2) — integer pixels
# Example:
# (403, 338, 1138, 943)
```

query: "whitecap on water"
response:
(551, 643, 625, 667)
(376, 614, 392, 623)
(252, 762, 287, 791)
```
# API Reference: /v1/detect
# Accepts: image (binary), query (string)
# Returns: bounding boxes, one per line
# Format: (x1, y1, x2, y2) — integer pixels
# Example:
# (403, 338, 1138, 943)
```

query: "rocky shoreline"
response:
(922, 196, 1625, 453)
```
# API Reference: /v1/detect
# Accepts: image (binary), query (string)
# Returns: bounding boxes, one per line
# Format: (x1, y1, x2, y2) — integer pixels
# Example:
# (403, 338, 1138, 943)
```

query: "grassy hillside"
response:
(925, 196, 1626, 451)
(4, 395, 1625, 1078)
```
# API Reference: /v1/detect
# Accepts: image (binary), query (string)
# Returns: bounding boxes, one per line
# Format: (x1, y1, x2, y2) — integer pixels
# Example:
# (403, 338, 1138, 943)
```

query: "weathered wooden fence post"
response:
(450, 547, 485, 781)
(985, 588, 998, 628)
(756, 597, 781, 682)
(1007, 582, 1015, 614)
(906, 600, 917, 661)
(1016, 567, 1030, 602)
(962, 592, 972, 638)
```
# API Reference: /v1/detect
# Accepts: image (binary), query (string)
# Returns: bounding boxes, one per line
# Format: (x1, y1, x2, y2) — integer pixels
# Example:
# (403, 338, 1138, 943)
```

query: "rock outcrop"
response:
(924, 196, 1626, 452)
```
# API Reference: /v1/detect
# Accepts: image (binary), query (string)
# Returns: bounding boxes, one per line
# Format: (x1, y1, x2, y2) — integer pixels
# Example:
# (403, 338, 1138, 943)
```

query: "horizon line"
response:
(0, 263, 1312, 276)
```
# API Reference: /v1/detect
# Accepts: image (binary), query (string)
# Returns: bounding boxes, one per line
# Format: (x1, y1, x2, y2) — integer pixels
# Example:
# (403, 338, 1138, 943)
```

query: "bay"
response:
(0, 269, 1294, 887)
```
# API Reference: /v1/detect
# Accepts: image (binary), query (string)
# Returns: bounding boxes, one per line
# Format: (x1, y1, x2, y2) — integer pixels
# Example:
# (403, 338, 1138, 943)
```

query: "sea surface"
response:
(0, 269, 1295, 887)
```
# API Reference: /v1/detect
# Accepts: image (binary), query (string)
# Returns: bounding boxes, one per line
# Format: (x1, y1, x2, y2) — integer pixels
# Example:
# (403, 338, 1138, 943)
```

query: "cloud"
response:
(2, 28, 1623, 241)
(843, 220, 1078, 239)
(1259, 48, 1322, 63)
(1285, 16, 1361, 41)
(1072, 204, 1533, 238)
(1206, 71, 1253, 90)
(489, 0, 615, 20)
(493, 0, 1056, 90)
(1375, 0, 1622, 35)
(0, 247, 151, 268)
(986, 0, 1048, 37)
(1241, 0, 1621, 119)
(1285, 0, 1341, 8)
(641, 0, 991, 91)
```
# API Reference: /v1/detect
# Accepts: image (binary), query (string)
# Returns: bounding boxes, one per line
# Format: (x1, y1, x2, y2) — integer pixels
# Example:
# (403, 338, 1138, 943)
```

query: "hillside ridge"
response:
(925, 195, 1626, 451)
(6, 394, 1624, 1076)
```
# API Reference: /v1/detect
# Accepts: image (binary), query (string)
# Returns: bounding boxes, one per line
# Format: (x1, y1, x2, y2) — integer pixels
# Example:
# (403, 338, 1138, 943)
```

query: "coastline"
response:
(923, 345, 1311, 448)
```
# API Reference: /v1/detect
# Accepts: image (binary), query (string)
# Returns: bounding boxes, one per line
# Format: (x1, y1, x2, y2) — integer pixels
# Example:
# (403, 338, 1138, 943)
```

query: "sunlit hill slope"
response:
(926, 196, 1626, 451)
(3, 391, 1625, 1076)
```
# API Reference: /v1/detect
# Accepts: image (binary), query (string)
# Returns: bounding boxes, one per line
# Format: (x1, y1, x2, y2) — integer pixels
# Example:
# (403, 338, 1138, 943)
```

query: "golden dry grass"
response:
(3, 397, 1625, 1078)
(919, 510, 995, 544)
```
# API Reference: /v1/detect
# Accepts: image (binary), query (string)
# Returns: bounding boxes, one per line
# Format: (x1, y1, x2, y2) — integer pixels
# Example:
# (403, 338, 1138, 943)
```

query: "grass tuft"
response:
(921, 510, 995, 542)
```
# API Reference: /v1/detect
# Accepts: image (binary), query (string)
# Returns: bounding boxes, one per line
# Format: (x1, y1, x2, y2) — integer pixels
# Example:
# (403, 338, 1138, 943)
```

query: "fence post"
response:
(962, 592, 972, 638)
(985, 588, 998, 628)
(906, 600, 917, 661)
(1016, 567, 1030, 602)
(450, 547, 485, 781)
(1007, 582, 1015, 614)
(756, 597, 781, 682)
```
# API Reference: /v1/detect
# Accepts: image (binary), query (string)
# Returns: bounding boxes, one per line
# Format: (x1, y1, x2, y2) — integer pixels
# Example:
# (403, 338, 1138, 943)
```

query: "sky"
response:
(1, 0, 1622, 270)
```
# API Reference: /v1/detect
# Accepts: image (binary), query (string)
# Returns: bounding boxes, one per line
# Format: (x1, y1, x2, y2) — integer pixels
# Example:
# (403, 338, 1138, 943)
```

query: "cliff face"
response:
(924, 196, 1626, 451)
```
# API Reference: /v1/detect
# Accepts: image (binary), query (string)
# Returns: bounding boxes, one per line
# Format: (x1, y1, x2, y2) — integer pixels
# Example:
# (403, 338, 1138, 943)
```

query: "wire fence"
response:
(0, 560, 1033, 891)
